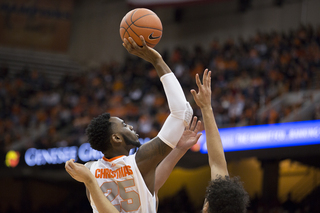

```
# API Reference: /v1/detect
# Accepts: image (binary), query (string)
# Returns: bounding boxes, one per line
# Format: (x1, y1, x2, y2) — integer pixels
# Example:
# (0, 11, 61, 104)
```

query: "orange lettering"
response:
(120, 167, 126, 178)
(95, 169, 100, 178)
(124, 166, 130, 176)
(95, 166, 133, 179)
(112, 170, 117, 178)
(100, 168, 106, 178)
(105, 169, 109, 178)
(110, 169, 116, 178)
(127, 166, 133, 175)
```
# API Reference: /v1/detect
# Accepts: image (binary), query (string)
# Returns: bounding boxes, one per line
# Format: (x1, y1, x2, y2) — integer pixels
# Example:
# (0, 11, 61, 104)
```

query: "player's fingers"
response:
(195, 133, 202, 141)
(195, 74, 202, 90)
(190, 89, 198, 100)
(65, 164, 73, 175)
(203, 69, 208, 87)
(194, 120, 202, 133)
(65, 165, 75, 175)
(65, 165, 71, 173)
(127, 38, 135, 49)
(129, 37, 140, 49)
(190, 116, 197, 131)
(65, 159, 72, 169)
(122, 43, 127, 49)
(68, 159, 76, 169)
(123, 39, 132, 52)
(123, 38, 130, 47)
(140, 35, 147, 47)
(208, 70, 211, 88)
(190, 89, 196, 96)
(186, 119, 192, 130)
(73, 162, 84, 171)
(206, 70, 210, 88)
(65, 162, 70, 170)
(185, 121, 190, 130)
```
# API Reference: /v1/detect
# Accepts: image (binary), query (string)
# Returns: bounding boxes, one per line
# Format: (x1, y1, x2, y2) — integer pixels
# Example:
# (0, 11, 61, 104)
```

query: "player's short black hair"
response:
(205, 175, 249, 213)
(86, 113, 113, 152)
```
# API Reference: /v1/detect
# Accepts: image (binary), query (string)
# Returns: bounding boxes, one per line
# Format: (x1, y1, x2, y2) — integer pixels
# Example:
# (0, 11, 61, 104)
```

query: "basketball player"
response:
(65, 116, 202, 213)
(66, 68, 249, 212)
(191, 69, 249, 213)
(82, 35, 193, 213)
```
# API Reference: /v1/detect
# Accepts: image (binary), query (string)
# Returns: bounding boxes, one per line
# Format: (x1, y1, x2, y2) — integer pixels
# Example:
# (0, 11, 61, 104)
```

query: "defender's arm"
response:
(191, 69, 229, 179)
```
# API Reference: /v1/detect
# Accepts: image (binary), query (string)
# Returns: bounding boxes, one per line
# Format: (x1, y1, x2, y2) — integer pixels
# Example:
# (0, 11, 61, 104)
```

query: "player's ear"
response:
(111, 133, 123, 145)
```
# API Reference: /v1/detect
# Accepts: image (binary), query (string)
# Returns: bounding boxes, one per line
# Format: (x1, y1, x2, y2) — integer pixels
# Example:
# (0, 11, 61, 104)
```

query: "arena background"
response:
(0, 0, 320, 212)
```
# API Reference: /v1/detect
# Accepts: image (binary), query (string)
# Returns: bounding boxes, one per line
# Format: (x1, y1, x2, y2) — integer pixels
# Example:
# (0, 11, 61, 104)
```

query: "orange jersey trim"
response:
(103, 155, 125, 162)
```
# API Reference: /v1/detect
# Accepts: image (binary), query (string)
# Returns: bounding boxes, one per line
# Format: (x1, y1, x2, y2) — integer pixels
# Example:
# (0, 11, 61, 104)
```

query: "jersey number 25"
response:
(101, 179, 141, 212)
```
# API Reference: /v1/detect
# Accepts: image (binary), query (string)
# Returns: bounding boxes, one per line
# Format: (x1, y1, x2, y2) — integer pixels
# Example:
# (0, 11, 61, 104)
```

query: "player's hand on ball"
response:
(123, 36, 162, 65)
(65, 159, 94, 184)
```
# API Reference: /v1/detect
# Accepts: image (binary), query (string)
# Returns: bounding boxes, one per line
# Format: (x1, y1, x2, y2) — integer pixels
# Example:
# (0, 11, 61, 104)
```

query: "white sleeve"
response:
(157, 73, 193, 148)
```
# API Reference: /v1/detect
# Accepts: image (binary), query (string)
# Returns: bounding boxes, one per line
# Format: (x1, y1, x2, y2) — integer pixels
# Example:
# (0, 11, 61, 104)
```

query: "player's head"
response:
(203, 176, 249, 213)
(86, 113, 141, 153)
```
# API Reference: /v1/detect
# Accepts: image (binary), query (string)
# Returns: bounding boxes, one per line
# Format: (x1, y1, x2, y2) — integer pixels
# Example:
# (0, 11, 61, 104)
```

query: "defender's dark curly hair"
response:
(205, 175, 250, 213)
(86, 113, 113, 152)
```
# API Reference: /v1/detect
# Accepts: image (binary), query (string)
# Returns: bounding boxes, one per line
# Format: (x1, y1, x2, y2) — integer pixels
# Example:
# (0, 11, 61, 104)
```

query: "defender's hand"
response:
(176, 116, 202, 151)
(191, 69, 212, 109)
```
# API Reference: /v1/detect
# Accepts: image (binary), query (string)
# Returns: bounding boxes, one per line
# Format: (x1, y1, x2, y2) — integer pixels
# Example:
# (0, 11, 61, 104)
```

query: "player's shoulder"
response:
(84, 160, 96, 169)
(126, 152, 137, 161)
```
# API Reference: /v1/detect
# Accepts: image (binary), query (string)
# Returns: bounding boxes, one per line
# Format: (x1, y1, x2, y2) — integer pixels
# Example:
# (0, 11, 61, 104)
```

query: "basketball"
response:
(120, 8, 162, 48)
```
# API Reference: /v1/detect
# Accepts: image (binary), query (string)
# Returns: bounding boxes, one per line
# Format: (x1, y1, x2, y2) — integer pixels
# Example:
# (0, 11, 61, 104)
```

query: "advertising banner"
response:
(0, 0, 74, 52)
(194, 120, 320, 153)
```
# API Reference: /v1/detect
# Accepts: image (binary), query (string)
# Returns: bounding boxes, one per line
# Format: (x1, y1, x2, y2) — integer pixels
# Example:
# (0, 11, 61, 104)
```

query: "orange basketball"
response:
(120, 8, 162, 48)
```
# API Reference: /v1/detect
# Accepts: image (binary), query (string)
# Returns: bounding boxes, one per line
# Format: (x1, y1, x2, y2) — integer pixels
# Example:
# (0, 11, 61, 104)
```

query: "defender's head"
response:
(86, 113, 141, 153)
(203, 176, 249, 213)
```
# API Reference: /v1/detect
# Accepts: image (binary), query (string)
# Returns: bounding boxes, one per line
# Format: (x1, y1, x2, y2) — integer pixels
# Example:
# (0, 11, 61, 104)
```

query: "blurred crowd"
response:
(1, 24, 320, 153)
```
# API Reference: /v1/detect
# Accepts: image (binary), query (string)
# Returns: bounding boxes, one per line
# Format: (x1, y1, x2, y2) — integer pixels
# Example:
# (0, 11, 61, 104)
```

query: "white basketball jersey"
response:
(89, 153, 157, 213)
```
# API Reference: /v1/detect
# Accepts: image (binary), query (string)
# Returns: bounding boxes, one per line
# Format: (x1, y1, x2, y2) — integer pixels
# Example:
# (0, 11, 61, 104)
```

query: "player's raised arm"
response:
(190, 69, 229, 179)
(191, 70, 249, 213)
(65, 160, 119, 213)
(123, 36, 193, 192)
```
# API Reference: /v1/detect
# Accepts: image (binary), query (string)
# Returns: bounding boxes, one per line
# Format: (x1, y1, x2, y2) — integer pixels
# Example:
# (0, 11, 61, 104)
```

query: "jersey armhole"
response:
(130, 154, 156, 199)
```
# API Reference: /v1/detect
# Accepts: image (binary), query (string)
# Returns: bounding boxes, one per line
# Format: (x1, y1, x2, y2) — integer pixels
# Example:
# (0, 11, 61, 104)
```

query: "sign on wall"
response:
(193, 120, 320, 154)
(0, 0, 74, 52)
(4, 120, 320, 167)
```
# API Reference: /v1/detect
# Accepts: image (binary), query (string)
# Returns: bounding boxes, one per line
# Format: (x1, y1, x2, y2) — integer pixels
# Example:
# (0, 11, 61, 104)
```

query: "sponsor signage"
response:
(24, 143, 103, 166)
(22, 138, 151, 167)
(6, 121, 319, 167)
(0, 0, 74, 52)
(194, 120, 320, 154)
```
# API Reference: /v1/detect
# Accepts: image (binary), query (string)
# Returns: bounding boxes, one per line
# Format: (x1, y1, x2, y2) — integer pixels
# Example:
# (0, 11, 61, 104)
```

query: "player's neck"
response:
(103, 149, 129, 159)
